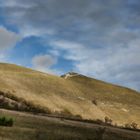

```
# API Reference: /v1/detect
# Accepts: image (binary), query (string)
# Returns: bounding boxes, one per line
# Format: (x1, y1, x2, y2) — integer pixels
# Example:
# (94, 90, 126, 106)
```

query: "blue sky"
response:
(0, 0, 140, 91)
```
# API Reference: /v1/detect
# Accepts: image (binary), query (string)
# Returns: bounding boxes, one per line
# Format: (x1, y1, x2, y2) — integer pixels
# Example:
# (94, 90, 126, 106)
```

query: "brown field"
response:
(0, 109, 140, 140)
(0, 63, 140, 139)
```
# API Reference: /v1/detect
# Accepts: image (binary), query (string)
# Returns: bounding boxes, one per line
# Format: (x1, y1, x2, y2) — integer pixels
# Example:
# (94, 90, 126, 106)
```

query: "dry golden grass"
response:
(1, 109, 140, 140)
(0, 63, 140, 127)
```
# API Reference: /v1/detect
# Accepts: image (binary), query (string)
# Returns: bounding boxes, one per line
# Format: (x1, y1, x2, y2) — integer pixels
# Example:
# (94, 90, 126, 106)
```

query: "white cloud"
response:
(0, 26, 21, 51)
(50, 39, 140, 91)
(32, 54, 57, 73)
(20, 26, 55, 37)
(0, 52, 7, 62)
(50, 40, 88, 61)
(2, 0, 138, 38)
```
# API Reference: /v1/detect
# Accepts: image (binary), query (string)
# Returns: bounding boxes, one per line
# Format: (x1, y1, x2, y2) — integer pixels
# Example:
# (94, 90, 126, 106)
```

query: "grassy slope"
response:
(0, 109, 140, 140)
(0, 63, 140, 127)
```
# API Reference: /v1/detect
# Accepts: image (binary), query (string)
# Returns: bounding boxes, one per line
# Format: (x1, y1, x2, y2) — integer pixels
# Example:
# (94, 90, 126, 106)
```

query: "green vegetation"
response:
(0, 116, 14, 127)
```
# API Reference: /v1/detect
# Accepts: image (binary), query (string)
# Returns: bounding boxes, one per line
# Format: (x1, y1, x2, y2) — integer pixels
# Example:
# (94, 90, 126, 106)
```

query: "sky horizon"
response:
(0, 0, 140, 91)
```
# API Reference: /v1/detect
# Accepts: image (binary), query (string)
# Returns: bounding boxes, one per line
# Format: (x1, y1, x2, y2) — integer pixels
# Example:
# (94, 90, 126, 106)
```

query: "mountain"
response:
(0, 62, 140, 128)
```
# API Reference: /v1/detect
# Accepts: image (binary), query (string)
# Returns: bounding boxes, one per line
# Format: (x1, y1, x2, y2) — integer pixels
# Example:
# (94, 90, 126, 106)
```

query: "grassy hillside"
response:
(0, 63, 140, 127)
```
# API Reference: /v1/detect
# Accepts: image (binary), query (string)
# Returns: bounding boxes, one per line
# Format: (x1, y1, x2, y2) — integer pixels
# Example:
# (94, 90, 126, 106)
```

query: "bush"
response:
(104, 116, 112, 125)
(61, 109, 73, 117)
(74, 114, 82, 119)
(92, 99, 98, 105)
(131, 122, 138, 129)
(0, 116, 14, 127)
(95, 119, 104, 125)
(125, 122, 138, 129)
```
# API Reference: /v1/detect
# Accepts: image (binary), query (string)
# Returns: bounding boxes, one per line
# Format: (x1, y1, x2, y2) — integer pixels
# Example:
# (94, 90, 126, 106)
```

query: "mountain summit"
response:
(61, 72, 81, 79)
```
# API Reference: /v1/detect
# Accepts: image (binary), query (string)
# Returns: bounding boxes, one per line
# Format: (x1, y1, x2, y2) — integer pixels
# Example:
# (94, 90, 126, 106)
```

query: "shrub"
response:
(125, 123, 131, 128)
(131, 122, 138, 129)
(74, 114, 82, 119)
(95, 119, 104, 125)
(6, 118, 14, 126)
(125, 122, 138, 129)
(104, 116, 112, 125)
(92, 99, 98, 105)
(0, 116, 14, 127)
(61, 109, 73, 116)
